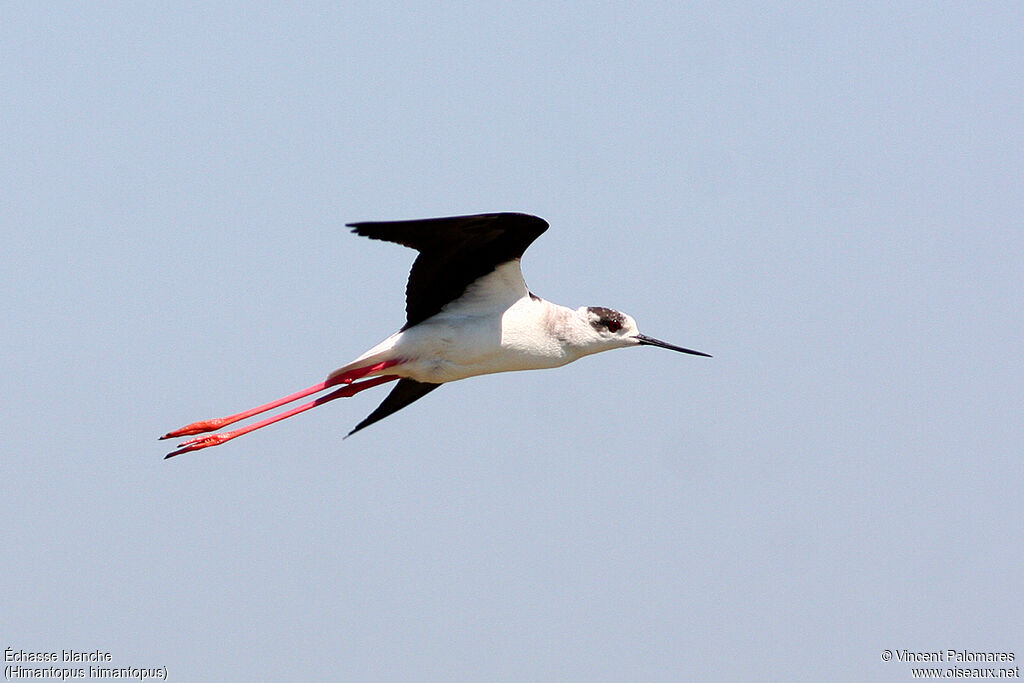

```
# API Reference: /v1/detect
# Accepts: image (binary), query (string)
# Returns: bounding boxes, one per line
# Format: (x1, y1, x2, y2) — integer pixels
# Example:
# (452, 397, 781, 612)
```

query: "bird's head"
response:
(576, 306, 711, 358)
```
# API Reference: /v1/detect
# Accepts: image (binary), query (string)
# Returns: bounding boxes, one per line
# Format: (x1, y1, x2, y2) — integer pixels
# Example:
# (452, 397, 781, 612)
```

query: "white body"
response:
(329, 261, 639, 384)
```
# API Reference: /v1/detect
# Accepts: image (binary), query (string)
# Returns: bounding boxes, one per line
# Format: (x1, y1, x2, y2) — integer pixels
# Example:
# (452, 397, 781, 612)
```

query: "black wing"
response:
(347, 212, 549, 328)
(347, 379, 442, 437)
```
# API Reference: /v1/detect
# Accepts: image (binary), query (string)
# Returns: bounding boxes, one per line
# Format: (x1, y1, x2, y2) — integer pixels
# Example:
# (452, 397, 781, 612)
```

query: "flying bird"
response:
(162, 213, 709, 458)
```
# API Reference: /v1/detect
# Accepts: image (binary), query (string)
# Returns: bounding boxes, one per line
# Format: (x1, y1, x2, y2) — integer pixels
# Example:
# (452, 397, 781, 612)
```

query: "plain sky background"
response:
(3, 2, 1022, 681)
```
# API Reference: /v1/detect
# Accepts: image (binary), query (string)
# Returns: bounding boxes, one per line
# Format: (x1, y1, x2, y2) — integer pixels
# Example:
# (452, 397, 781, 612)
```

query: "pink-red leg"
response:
(160, 359, 401, 440)
(164, 374, 400, 458)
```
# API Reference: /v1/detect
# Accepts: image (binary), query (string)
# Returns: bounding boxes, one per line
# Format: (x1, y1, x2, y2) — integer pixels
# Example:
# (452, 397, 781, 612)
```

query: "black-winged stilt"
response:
(162, 213, 709, 458)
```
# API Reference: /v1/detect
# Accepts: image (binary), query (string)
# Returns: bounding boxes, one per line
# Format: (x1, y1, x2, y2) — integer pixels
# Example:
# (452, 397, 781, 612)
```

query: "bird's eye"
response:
(605, 319, 621, 333)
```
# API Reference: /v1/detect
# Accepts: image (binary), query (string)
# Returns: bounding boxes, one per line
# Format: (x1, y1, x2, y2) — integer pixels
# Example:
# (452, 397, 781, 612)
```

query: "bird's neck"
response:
(542, 304, 599, 354)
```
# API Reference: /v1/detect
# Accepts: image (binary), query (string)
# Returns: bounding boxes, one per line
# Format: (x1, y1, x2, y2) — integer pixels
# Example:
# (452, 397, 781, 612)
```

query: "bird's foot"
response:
(160, 417, 231, 440)
(164, 432, 235, 459)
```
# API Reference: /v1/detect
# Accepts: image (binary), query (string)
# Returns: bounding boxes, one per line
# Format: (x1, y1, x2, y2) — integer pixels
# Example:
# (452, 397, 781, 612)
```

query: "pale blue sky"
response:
(3, 2, 1022, 680)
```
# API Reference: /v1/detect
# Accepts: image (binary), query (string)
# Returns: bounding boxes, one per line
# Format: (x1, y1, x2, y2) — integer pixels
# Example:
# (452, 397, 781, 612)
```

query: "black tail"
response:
(346, 379, 442, 437)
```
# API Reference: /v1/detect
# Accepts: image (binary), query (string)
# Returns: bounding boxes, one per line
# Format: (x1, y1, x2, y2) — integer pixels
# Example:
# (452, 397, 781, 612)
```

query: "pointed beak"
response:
(634, 334, 712, 357)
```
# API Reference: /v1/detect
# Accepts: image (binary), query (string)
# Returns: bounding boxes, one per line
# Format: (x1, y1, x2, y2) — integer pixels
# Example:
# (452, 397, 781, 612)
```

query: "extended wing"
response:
(348, 212, 548, 328)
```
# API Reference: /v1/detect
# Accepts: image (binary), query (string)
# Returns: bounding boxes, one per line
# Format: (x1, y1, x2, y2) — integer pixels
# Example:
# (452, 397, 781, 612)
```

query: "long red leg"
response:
(164, 374, 400, 458)
(160, 359, 401, 440)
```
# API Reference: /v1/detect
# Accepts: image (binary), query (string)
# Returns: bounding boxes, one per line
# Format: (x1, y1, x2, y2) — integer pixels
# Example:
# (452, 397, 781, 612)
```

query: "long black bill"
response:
(634, 334, 712, 357)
